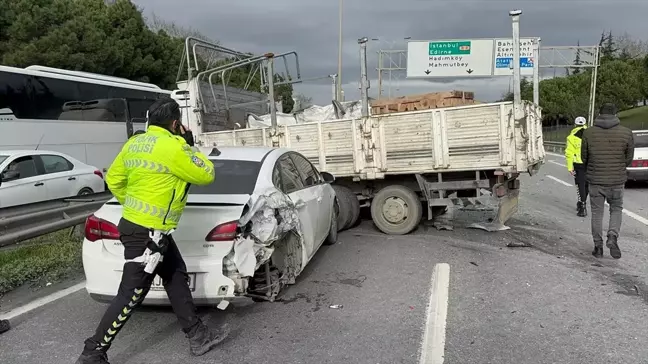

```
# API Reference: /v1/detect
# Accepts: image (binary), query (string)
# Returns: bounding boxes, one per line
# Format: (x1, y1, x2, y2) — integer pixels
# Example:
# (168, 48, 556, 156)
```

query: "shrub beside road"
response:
(0, 230, 83, 296)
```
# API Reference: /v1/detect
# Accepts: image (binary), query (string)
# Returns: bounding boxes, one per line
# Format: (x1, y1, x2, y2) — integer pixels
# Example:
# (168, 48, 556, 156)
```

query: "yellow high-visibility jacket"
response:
(105, 126, 215, 230)
(565, 125, 587, 171)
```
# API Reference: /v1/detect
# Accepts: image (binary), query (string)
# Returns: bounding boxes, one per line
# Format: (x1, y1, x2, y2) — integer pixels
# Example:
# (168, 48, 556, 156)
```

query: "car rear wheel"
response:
(324, 199, 339, 245)
(78, 187, 94, 196)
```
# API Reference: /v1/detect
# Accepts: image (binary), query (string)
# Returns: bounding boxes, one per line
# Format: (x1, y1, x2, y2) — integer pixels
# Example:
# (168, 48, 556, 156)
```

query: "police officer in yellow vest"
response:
(565, 116, 589, 217)
(76, 98, 228, 364)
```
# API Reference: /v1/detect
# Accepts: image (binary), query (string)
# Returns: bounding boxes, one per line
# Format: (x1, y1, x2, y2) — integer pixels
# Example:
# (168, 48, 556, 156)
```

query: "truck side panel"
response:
(444, 103, 504, 171)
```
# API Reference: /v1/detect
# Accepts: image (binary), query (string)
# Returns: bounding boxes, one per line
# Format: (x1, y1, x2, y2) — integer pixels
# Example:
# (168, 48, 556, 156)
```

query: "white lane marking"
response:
(547, 175, 573, 187)
(545, 174, 648, 226)
(546, 152, 564, 158)
(419, 263, 450, 364)
(0, 282, 85, 320)
(547, 160, 564, 167)
(607, 203, 648, 226)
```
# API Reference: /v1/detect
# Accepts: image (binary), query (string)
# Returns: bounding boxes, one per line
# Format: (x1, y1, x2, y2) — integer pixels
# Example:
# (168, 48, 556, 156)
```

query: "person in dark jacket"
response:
(581, 103, 634, 259)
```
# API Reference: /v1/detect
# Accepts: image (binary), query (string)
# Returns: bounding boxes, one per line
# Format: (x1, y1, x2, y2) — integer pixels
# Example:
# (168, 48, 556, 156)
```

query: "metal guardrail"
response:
(0, 193, 112, 248)
(544, 141, 566, 154)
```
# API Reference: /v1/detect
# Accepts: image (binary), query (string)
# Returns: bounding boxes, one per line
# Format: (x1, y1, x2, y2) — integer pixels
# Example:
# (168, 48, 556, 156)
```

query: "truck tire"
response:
(333, 185, 360, 230)
(370, 185, 422, 235)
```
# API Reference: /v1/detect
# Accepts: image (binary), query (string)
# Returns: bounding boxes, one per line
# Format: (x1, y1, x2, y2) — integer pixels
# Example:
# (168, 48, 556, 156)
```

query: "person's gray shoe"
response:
(0, 320, 10, 334)
(187, 322, 230, 356)
(606, 234, 621, 259)
(75, 351, 110, 364)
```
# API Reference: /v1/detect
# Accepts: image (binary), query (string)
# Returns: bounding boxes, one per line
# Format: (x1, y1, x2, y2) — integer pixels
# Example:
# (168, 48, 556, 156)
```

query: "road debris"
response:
(217, 300, 230, 310)
(329, 304, 343, 309)
(469, 222, 511, 232)
(634, 285, 640, 295)
(506, 241, 532, 248)
(0, 319, 9, 334)
(470, 262, 479, 266)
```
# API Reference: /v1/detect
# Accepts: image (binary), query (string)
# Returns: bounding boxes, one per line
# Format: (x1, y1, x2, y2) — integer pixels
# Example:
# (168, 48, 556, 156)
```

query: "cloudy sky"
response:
(134, 0, 648, 105)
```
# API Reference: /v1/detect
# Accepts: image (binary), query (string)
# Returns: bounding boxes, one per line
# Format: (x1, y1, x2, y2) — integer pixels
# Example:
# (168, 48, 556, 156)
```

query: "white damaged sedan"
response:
(82, 146, 338, 305)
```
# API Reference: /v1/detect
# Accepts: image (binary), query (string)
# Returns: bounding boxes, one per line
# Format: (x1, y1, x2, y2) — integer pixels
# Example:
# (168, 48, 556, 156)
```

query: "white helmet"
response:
(574, 116, 586, 126)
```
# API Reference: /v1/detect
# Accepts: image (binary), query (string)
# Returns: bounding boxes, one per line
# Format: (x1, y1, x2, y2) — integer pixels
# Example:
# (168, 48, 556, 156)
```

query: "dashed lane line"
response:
(547, 160, 564, 167)
(547, 175, 573, 187)
(0, 282, 86, 321)
(545, 175, 648, 227)
(546, 152, 564, 158)
(419, 263, 450, 364)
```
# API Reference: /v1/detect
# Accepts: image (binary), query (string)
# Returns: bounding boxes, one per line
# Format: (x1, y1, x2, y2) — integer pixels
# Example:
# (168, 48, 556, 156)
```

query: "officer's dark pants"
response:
(573, 163, 589, 204)
(83, 218, 199, 354)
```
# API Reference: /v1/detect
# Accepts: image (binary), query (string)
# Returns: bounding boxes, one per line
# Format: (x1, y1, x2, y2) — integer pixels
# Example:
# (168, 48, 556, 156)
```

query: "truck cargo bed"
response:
(196, 100, 544, 180)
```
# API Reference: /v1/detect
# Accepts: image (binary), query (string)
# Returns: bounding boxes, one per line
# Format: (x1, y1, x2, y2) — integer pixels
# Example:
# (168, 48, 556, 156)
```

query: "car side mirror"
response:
(320, 172, 335, 184)
(1, 170, 19, 182)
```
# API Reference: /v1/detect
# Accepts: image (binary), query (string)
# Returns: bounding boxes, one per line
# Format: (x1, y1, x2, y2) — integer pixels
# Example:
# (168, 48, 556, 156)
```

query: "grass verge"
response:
(543, 106, 648, 142)
(619, 106, 648, 130)
(0, 229, 84, 296)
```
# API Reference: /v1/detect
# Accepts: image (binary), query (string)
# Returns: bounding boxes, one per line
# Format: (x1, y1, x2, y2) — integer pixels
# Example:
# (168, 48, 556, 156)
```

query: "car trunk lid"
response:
(96, 194, 249, 258)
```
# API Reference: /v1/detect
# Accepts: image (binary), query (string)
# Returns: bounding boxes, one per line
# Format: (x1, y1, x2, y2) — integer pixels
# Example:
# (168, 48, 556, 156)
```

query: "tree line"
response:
(0, 0, 295, 112)
(499, 32, 648, 126)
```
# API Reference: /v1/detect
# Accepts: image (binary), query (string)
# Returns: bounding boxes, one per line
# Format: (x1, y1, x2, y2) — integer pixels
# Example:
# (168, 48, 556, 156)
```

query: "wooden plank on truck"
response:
(370, 90, 477, 116)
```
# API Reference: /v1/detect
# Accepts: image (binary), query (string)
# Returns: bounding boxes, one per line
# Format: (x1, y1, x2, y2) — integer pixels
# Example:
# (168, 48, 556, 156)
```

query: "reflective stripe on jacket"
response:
(105, 125, 215, 230)
(565, 126, 587, 171)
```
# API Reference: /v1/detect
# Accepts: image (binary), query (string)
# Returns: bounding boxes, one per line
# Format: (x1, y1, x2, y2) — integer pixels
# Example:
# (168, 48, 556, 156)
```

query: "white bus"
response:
(0, 65, 171, 173)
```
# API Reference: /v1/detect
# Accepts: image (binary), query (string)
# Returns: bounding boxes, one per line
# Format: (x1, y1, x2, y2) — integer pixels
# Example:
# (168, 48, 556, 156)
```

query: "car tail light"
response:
(205, 221, 238, 241)
(85, 215, 120, 242)
(94, 170, 104, 179)
(631, 160, 648, 167)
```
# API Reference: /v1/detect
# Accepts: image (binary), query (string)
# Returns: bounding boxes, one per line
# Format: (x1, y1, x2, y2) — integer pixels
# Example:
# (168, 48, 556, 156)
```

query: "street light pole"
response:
(509, 9, 523, 121)
(337, 0, 343, 101)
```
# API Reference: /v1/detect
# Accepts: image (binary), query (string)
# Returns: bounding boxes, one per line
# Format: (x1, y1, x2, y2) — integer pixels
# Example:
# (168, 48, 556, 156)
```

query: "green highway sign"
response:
(428, 41, 472, 56)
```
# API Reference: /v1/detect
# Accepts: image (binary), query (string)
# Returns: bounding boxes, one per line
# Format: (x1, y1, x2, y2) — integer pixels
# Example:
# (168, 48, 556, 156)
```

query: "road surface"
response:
(1, 155, 648, 364)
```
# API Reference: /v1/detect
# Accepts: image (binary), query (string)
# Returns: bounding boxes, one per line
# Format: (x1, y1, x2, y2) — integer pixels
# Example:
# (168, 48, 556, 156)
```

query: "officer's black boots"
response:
(592, 246, 603, 258)
(187, 321, 230, 356)
(75, 351, 110, 364)
(577, 202, 587, 217)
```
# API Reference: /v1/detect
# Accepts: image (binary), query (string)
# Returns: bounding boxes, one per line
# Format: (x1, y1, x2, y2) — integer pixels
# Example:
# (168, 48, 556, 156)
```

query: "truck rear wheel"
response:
(370, 185, 422, 235)
(332, 185, 360, 231)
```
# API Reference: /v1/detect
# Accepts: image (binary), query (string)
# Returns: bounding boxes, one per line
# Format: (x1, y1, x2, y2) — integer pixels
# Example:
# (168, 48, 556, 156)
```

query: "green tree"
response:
(0, 0, 294, 110)
(0, 0, 182, 88)
(596, 59, 642, 109)
(600, 31, 618, 62)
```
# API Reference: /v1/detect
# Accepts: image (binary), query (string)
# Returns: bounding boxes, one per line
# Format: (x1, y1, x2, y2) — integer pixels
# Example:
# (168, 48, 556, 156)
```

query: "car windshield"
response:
(0, 156, 7, 165)
(189, 159, 262, 195)
(633, 132, 648, 148)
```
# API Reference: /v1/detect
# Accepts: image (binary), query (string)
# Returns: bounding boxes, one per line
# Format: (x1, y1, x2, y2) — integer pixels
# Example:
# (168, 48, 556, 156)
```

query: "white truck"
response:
(172, 37, 546, 235)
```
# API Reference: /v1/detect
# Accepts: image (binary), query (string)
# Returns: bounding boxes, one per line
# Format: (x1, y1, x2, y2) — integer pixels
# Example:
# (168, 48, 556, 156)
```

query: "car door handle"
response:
(294, 200, 306, 209)
(34, 182, 44, 187)
(68, 177, 76, 181)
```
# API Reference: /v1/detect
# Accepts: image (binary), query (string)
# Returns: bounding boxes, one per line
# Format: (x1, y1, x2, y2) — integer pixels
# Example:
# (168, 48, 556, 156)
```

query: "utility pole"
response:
(337, 0, 343, 101)
(358, 37, 369, 117)
(509, 9, 523, 120)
